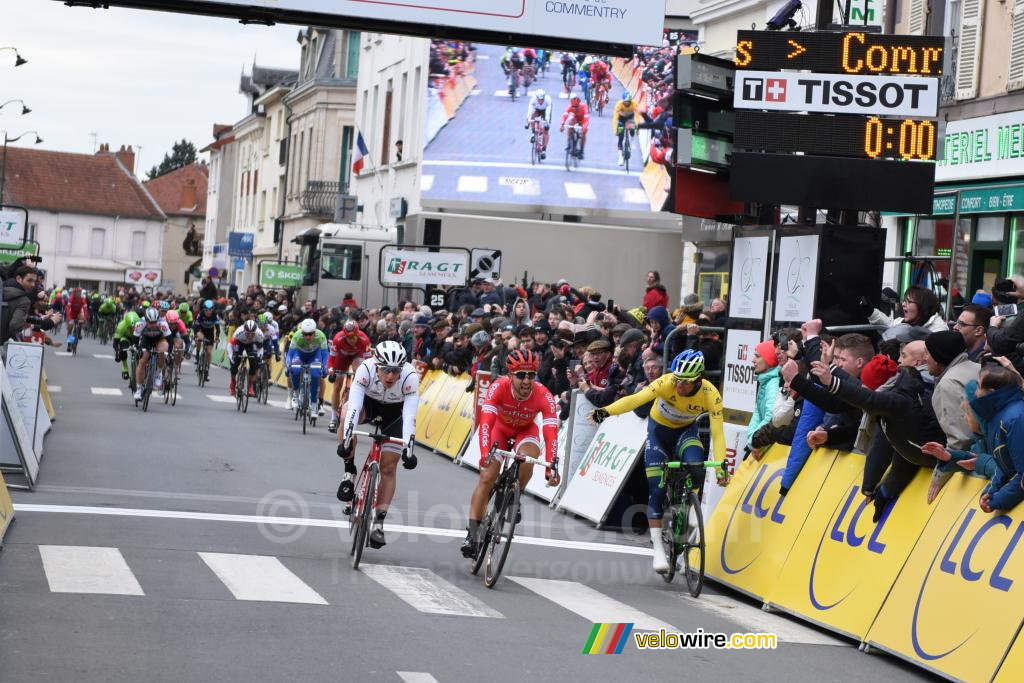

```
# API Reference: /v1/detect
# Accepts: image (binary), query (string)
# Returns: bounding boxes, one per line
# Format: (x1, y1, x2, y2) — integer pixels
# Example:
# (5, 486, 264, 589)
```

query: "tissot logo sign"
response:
(735, 71, 939, 117)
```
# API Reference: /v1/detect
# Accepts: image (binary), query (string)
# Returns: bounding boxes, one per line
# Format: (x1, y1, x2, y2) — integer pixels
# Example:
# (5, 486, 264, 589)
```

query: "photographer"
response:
(985, 277, 1024, 361)
(2, 264, 57, 344)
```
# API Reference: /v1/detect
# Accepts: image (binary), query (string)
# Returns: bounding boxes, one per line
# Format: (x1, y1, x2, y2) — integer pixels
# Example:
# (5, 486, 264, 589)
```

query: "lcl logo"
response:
(720, 464, 787, 575)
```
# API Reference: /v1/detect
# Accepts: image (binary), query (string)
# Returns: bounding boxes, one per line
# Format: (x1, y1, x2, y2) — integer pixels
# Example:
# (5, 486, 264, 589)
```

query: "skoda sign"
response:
(259, 263, 304, 288)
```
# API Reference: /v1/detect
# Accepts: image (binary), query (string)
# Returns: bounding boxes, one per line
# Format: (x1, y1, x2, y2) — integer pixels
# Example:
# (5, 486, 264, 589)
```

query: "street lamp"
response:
(1, 131, 43, 205)
(0, 100, 32, 116)
(0, 47, 27, 67)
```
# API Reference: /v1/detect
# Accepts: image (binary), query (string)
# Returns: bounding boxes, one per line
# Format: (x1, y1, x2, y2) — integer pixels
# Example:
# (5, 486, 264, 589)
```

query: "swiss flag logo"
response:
(766, 79, 787, 102)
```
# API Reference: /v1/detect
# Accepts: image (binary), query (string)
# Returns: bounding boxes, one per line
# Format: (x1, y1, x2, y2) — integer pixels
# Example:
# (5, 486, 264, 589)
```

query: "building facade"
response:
(144, 162, 208, 294)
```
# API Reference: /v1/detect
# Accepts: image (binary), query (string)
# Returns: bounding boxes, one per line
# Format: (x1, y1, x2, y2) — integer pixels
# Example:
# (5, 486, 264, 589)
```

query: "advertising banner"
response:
(435, 376, 475, 459)
(734, 71, 939, 117)
(381, 248, 468, 287)
(865, 474, 1023, 683)
(0, 241, 38, 264)
(728, 235, 770, 320)
(0, 469, 13, 543)
(0, 206, 27, 249)
(996, 631, 1024, 682)
(0, 361, 38, 487)
(703, 446, 836, 599)
(124, 268, 162, 287)
(472, 371, 493, 427)
(258, 262, 305, 288)
(936, 110, 1024, 182)
(721, 329, 762, 415)
(414, 371, 447, 450)
(418, 374, 464, 450)
(774, 234, 819, 323)
(228, 231, 254, 258)
(768, 455, 937, 640)
(566, 392, 596, 478)
(4, 343, 43, 458)
(701, 421, 746, 520)
(556, 412, 647, 525)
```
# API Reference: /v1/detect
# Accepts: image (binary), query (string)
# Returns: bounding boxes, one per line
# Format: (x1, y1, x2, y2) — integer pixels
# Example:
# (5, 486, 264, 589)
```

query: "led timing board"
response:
(734, 111, 937, 160)
(734, 30, 945, 76)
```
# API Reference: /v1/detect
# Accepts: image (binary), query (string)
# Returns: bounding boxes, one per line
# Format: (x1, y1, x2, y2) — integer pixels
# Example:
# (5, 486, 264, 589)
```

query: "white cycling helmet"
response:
(373, 340, 407, 367)
(536, 89, 546, 100)
(144, 307, 160, 323)
(299, 319, 317, 334)
(243, 319, 258, 333)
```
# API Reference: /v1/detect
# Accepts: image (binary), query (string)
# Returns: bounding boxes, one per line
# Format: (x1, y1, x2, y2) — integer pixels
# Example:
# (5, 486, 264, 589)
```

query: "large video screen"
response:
(421, 36, 698, 215)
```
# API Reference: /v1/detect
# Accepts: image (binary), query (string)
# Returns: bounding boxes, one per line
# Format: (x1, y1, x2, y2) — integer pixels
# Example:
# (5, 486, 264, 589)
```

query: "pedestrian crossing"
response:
(26, 544, 847, 646)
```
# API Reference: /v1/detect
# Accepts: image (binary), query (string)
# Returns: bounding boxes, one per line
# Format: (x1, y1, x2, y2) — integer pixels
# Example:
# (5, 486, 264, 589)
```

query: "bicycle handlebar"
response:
(485, 447, 552, 470)
(352, 430, 406, 447)
(666, 460, 725, 470)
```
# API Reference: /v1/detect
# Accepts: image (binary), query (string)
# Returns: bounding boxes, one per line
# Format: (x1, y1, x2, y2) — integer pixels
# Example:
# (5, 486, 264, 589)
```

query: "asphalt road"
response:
(0, 337, 933, 682)
(421, 44, 651, 213)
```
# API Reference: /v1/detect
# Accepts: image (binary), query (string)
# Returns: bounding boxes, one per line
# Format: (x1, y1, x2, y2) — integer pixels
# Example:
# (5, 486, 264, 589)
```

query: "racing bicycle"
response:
(529, 118, 546, 165)
(507, 68, 521, 101)
(348, 422, 412, 570)
(195, 338, 211, 387)
(564, 122, 582, 171)
(619, 118, 636, 173)
(162, 349, 179, 407)
(292, 359, 322, 433)
(661, 458, 728, 597)
(594, 82, 609, 117)
(136, 352, 160, 412)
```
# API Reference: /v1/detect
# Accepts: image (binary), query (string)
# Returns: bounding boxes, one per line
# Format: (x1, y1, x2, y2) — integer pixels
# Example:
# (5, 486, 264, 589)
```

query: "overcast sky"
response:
(3, 0, 300, 177)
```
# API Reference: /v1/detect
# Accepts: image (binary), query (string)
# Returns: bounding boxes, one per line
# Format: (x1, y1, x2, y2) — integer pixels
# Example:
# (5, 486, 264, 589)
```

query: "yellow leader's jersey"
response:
(603, 374, 726, 462)
(612, 100, 639, 132)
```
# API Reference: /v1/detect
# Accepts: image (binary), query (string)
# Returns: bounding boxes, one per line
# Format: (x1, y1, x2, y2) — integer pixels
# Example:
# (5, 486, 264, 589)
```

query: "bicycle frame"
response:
(349, 427, 407, 569)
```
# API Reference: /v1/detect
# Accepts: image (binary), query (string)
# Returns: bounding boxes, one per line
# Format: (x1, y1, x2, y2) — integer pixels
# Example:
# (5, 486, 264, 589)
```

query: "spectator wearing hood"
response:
(645, 306, 674, 356)
(674, 293, 703, 325)
(509, 297, 531, 327)
(923, 379, 998, 497)
(643, 271, 669, 311)
(539, 335, 571, 397)
(747, 340, 782, 450)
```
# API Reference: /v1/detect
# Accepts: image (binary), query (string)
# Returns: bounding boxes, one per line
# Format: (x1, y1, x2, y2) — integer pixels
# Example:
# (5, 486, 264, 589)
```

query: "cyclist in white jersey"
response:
(337, 340, 420, 548)
(525, 89, 552, 159)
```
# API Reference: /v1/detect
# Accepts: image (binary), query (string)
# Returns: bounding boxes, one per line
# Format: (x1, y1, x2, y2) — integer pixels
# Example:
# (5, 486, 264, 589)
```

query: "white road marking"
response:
(564, 182, 596, 200)
(423, 159, 641, 178)
(456, 176, 488, 193)
(198, 552, 327, 605)
(509, 577, 674, 632)
(90, 387, 123, 396)
(681, 593, 847, 646)
(267, 399, 289, 409)
(39, 545, 144, 596)
(476, 54, 490, 60)
(53, 352, 73, 357)
(470, 89, 481, 96)
(13, 505, 652, 557)
(92, 354, 114, 360)
(420, 174, 435, 192)
(206, 395, 236, 404)
(361, 564, 502, 618)
(623, 188, 649, 204)
(47, 385, 62, 393)
(397, 673, 440, 683)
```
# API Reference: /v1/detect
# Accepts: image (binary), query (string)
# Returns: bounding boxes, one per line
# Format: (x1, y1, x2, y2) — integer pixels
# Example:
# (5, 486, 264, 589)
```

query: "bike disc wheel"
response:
(352, 466, 378, 570)
(683, 491, 706, 597)
(484, 484, 518, 588)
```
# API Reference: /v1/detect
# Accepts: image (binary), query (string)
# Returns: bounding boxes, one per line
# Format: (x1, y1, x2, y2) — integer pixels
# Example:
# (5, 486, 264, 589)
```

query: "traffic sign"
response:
(734, 71, 939, 117)
(734, 30, 944, 75)
(734, 111, 937, 160)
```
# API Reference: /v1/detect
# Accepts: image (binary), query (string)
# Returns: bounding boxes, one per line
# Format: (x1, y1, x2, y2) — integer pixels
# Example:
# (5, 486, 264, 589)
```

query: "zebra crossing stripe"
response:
(198, 552, 328, 605)
(39, 545, 144, 596)
(361, 564, 503, 618)
(509, 577, 674, 632)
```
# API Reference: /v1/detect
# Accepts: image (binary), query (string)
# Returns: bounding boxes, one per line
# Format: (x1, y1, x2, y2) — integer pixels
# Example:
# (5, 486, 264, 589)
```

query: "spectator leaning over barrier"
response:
(616, 328, 647, 390)
(798, 334, 874, 454)
(922, 378, 998, 499)
(746, 340, 781, 451)
(954, 303, 992, 362)
(2, 265, 48, 344)
(925, 331, 980, 450)
(811, 339, 946, 520)
(578, 337, 622, 407)
(643, 270, 669, 311)
(867, 285, 949, 337)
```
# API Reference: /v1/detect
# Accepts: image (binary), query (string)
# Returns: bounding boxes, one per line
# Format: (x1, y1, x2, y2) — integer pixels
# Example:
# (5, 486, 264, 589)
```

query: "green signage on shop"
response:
(258, 262, 305, 287)
(0, 241, 38, 264)
(932, 183, 1024, 215)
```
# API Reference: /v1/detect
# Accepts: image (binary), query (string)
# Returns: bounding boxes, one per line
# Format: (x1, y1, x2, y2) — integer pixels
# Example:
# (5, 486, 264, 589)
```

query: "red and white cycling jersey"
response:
(328, 329, 371, 371)
(478, 375, 559, 465)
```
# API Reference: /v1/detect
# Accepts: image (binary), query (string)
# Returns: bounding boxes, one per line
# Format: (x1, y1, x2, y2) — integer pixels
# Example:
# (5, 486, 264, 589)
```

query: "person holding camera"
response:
(2, 265, 57, 344)
(984, 277, 1024, 362)
(865, 285, 949, 339)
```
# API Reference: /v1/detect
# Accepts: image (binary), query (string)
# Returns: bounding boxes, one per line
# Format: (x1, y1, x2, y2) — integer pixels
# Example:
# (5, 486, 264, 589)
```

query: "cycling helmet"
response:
(104, 297, 114, 305)
(243, 319, 258, 334)
(144, 307, 160, 323)
(203, 299, 215, 310)
(178, 302, 189, 313)
(125, 312, 140, 327)
(622, 91, 632, 102)
(569, 89, 581, 102)
(506, 349, 540, 372)
(373, 340, 407, 367)
(470, 330, 491, 349)
(536, 89, 546, 101)
(299, 319, 317, 335)
(671, 349, 705, 380)
(277, 304, 288, 313)
(160, 300, 170, 311)
(343, 320, 358, 335)
(142, 300, 151, 308)
(257, 312, 270, 324)
(166, 310, 179, 324)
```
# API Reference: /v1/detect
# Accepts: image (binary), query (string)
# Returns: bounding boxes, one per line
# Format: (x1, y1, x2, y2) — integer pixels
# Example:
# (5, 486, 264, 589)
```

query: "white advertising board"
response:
(124, 268, 163, 287)
(0, 208, 27, 249)
(774, 234, 819, 323)
(173, 0, 665, 47)
(722, 329, 761, 415)
(735, 71, 939, 117)
(381, 249, 469, 287)
(728, 235, 770, 320)
(936, 110, 1024, 182)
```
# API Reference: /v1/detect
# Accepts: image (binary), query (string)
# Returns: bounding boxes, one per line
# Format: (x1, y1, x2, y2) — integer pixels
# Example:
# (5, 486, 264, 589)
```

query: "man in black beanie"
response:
(924, 330, 979, 451)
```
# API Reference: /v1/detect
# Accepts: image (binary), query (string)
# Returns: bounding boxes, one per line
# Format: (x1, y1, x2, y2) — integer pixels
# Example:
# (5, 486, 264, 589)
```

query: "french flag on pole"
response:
(352, 132, 369, 175)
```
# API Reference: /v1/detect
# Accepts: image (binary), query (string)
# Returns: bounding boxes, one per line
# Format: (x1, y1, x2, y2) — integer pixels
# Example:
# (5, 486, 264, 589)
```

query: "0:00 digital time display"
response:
(733, 111, 937, 161)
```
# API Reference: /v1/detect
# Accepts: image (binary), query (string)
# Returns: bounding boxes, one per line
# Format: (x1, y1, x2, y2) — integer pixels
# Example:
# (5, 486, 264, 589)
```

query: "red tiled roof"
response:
(2, 146, 164, 220)
(143, 163, 209, 217)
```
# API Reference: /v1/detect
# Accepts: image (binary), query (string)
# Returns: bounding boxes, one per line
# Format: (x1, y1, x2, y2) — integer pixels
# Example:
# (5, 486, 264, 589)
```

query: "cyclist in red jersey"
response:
(461, 349, 560, 558)
(328, 320, 371, 433)
(590, 59, 612, 92)
(560, 92, 591, 159)
(65, 288, 89, 323)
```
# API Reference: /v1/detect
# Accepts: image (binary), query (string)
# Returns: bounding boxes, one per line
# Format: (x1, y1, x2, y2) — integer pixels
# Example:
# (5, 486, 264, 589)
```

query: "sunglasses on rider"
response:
(512, 371, 537, 380)
(379, 366, 402, 375)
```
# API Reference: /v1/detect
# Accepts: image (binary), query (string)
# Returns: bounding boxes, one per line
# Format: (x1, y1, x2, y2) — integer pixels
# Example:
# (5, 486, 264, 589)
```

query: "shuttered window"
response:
(955, 0, 983, 100)
(907, 0, 927, 35)
(1010, 1, 1024, 91)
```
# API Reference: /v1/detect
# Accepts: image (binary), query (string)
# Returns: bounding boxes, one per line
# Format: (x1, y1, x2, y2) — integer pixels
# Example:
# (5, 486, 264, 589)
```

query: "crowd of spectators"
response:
(746, 276, 1024, 520)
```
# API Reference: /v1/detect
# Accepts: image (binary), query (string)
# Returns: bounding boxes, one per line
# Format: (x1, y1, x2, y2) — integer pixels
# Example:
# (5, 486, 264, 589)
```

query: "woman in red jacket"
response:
(643, 271, 669, 311)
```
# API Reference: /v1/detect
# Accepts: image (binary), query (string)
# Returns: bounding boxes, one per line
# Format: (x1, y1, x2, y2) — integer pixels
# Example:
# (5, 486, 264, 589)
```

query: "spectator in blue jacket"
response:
(747, 340, 781, 450)
(645, 305, 674, 356)
(973, 365, 1024, 512)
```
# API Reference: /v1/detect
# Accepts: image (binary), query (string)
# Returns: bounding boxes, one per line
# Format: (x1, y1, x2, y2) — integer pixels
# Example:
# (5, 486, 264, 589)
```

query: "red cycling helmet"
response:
(506, 349, 539, 372)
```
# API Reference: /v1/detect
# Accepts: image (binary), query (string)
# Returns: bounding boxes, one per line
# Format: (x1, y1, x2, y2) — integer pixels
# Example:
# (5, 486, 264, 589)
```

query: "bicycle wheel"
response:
(531, 135, 538, 166)
(661, 495, 680, 585)
(197, 351, 207, 387)
(471, 483, 500, 576)
(484, 482, 519, 588)
(163, 362, 172, 404)
(235, 372, 243, 411)
(301, 378, 308, 434)
(242, 372, 250, 413)
(352, 465, 378, 570)
(171, 376, 178, 406)
(260, 364, 270, 404)
(683, 490, 706, 597)
(142, 362, 154, 412)
(565, 138, 573, 172)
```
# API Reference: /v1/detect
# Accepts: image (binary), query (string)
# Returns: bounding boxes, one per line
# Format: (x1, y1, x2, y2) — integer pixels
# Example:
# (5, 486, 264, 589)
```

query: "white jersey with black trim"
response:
(342, 358, 420, 445)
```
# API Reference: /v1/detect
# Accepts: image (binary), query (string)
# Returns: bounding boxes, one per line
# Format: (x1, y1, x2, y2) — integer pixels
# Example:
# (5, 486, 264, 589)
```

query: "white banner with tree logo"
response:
(381, 248, 468, 286)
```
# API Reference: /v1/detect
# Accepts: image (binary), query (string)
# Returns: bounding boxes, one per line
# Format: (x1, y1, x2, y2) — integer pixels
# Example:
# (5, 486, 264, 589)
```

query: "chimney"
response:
(180, 179, 198, 210)
(115, 145, 135, 174)
(96, 143, 109, 155)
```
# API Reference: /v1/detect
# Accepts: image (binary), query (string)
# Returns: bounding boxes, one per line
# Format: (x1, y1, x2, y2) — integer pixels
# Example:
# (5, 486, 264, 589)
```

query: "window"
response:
(381, 84, 393, 165)
(321, 243, 363, 281)
(131, 231, 146, 261)
(305, 127, 314, 188)
(345, 31, 361, 79)
(340, 126, 354, 187)
(297, 131, 305, 191)
(58, 225, 73, 254)
(90, 228, 106, 257)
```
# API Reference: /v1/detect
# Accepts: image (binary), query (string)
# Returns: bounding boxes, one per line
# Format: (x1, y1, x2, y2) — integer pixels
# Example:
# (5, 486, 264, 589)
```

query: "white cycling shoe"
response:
(650, 529, 669, 574)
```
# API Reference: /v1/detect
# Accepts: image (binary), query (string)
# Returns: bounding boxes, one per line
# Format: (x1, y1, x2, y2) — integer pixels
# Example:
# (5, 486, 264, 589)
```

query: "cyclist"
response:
(500, 48, 525, 94)
(192, 300, 221, 383)
(286, 319, 328, 413)
(113, 311, 140, 381)
(460, 349, 560, 559)
(257, 312, 281, 363)
(328, 319, 371, 433)
(612, 91, 641, 166)
(560, 90, 590, 159)
(559, 52, 576, 92)
(87, 292, 102, 334)
(165, 310, 188, 380)
(97, 296, 118, 336)
(337, 340, 419, 549)
(177, 302, 194, 356)
(576, 63, 592, 105)
(524, 89, 552, 160)
(65, 287, 89, 340)
(589, 58, 612, 107)
(227, 319, 265, 398)
(591, 350, 727, 574)
(132, 308, 171, 401)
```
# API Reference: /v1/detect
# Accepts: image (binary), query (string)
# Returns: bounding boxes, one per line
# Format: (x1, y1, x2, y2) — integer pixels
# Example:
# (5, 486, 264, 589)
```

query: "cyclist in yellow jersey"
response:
(611, 91, 640, 166)
(592, 350, 726, 573)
